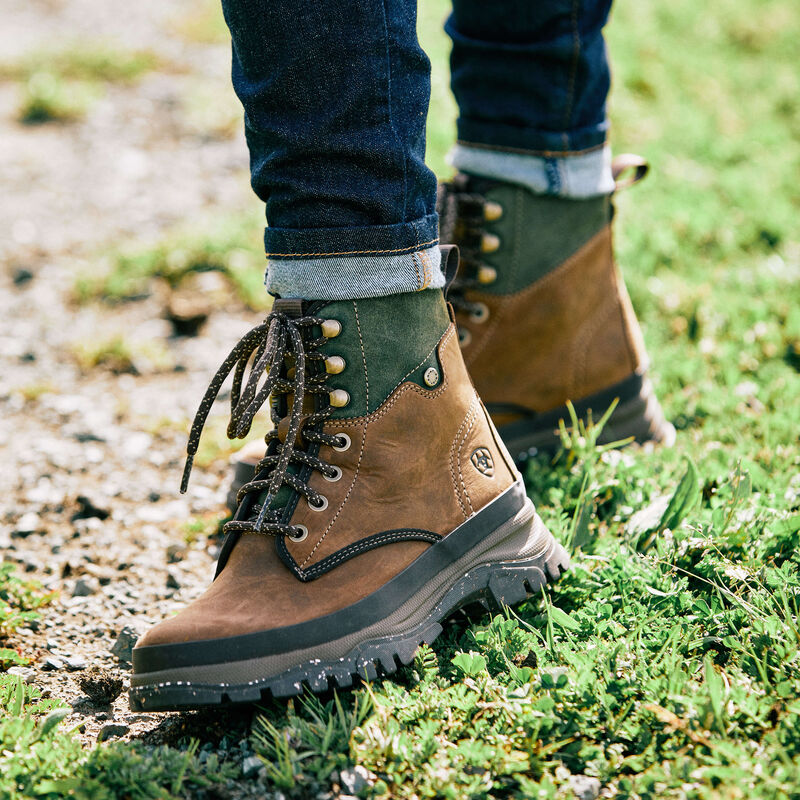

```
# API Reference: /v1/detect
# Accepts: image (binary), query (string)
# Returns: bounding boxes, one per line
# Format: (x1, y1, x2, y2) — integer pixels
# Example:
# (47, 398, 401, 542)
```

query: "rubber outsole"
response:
(129, 494, 569, 712)
(495, 372, 676, 463)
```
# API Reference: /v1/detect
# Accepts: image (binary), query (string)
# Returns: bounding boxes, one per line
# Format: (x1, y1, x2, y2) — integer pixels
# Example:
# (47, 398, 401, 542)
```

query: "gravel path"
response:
(1, 0, 269, 766)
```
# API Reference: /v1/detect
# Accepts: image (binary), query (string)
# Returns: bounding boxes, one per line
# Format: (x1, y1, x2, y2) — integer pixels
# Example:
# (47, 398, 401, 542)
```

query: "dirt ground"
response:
(1, 0, 268, 758)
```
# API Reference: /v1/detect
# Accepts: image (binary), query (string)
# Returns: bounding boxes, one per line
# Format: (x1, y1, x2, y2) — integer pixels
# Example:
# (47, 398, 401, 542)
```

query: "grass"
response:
(0, 43, 162, 124)
(5, 0, 800, 796)
(0, 673, 239, 800)
(74, 212, 269, 311)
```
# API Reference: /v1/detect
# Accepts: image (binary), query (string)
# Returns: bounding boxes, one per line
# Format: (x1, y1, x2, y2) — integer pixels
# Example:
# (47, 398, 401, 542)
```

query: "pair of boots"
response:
(130, 166, 673, 711)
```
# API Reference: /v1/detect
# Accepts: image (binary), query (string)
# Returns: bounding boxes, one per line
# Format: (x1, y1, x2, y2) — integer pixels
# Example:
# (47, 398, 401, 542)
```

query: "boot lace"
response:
(437, 176, 493, 317)
(181, 308, 345, 539)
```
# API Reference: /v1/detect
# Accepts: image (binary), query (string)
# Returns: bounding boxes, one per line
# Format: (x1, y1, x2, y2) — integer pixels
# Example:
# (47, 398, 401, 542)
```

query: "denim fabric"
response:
(450, 143, 614, 198)
(220, 0, 438, 262)
(447, 0, 613, 154)
(267, 243, 443, 300)
(221, 0, 613, 299)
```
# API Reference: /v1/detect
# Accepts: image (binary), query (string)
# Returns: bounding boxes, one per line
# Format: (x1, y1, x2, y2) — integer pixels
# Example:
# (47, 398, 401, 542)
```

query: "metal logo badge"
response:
(470, 447, 494, 477)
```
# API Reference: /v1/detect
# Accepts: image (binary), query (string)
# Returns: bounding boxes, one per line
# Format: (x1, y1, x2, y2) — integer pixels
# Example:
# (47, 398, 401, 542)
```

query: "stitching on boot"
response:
(299, 425, 367, 568)
(353, 300, 370, 412)
(449, 406, 472, 519)
(332, 325, 453, 421)
(572, 293, 617, 399)
(455, 396, 479, 515)
(300, 528, 441, 580)
(357, 326, 456, 425)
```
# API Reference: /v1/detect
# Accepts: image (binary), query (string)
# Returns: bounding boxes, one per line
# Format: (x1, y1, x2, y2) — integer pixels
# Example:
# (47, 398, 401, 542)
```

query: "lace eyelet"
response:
(477, 265, 497, 285)
(483, 201, 503, 221)
(323, 465, 343, 482)
(309, 495, 328, 512)
(288, 525, 308, 542)
(469, 302, 490, 323)
(458, 328, 472, 348)
(481, 233, 500, 253)
(329, 389, 350, 408)
(325, 356, 346, 374)
(321, 319, 342, 338)
(332, 433, 351, 452)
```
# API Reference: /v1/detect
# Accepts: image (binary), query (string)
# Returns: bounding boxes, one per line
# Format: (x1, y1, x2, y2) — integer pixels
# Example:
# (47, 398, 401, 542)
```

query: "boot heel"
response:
(484, 518, 570, 606)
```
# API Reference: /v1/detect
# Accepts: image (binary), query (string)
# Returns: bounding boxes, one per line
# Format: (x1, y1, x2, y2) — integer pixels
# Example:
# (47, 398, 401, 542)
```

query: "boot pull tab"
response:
(440, 244, 460, 296)
(272, 298, 305, 318)
(611, 154, 649, 191)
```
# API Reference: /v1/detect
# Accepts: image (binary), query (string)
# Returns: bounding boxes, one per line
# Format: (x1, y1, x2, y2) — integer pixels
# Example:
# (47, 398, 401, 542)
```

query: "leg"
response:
(130, 0, 568, 710)
(441, 0, 674, 458)
(222, 0, 441, 299)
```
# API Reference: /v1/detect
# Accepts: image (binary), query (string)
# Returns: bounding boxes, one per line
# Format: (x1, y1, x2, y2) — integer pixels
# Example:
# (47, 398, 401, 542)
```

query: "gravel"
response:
(0, 0, 261, 788)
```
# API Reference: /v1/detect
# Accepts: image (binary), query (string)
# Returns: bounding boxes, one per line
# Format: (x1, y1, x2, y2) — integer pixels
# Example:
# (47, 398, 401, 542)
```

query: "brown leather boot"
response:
(438, 157, 675, 461)
(130, 253, 568, 711)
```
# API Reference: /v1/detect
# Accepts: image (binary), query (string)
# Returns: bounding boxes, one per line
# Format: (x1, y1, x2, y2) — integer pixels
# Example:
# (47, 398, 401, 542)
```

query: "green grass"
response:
(0, 43, 162, 124)
(0, 673, 239, 800)
(74, 212, 269, 311)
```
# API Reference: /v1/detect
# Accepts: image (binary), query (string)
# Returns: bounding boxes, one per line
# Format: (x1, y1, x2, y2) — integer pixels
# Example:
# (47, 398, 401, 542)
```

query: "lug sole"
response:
(495, 371, 676, 463)
(129, 487, 569, 711)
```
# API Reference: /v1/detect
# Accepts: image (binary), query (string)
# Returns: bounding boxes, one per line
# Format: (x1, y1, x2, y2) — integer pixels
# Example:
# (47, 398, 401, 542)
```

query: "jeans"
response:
(220, 0, 613, 300)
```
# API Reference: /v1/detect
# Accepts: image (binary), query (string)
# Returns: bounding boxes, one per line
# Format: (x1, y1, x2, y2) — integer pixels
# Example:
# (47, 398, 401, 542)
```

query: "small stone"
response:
(12, 267, 34, 285)
(340, 766, 370, 795)
(65, 656, 87, 671)
(570, 775, 601, 800)
(6, 666, 35, 684)
(166, 568, 181, 590)
(43, 656, 64, 671)
(71, 495, 110, 522)
(241, 755, 264, 778)
(13, 512, 41, 537)
(72, 577, 99, 597)
(97, 723, 130, 742)
(79, 668, 124, 705)
(111, 624, 144, 663)
(166, 544, 185, 563)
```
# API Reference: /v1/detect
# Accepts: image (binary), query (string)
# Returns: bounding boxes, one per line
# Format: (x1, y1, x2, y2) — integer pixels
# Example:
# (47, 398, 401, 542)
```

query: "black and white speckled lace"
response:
(437, 176, 493, 317)
(180, 307, 345, 538)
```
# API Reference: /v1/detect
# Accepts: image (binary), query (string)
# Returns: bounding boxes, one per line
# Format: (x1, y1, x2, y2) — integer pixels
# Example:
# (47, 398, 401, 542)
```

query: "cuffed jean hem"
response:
(450, 143, 614, 199)
(266, 243, 444, 300)
(455, 118, 609, 159)
(263, 214, 439, 260)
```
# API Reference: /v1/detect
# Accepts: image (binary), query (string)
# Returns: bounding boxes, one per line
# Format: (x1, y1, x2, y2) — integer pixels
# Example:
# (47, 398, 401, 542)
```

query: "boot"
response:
(130, 250, 569, 711)
(437, 156, 675, 461)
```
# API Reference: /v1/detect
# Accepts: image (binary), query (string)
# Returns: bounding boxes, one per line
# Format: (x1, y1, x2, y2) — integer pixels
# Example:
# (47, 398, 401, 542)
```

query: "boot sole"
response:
(494, 371, 676, 463)
(130, 481, 568, 711)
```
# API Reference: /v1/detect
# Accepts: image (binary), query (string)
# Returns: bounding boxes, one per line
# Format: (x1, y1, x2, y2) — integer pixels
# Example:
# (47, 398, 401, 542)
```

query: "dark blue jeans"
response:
(220, 0, 612, 298)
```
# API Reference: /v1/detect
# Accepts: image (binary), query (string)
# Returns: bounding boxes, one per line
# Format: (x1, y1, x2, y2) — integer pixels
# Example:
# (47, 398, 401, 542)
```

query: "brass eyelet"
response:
(329, 389, 350, 408)
(477, 265, 497, 285)
(321, 319, 342, 338)
(332, 433, 351, 452)
(458, 328, 472, 348)
(323, 465, 343, 482)
(481, 233, 500, 253)
(325, 356, 346, 374)
(309, 495, 328, 512)
(483, 201, 503, 222)
(288, 525, 308, 542)
(470, 302, 490, 323)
